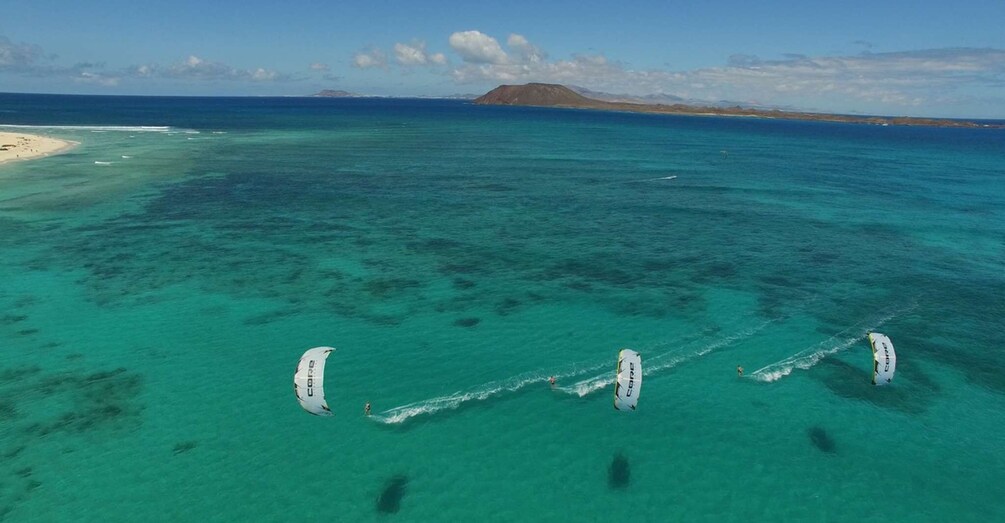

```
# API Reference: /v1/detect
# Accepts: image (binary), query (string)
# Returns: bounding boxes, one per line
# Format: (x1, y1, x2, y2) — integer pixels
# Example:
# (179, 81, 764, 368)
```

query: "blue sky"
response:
(2, 0, 1004, 117)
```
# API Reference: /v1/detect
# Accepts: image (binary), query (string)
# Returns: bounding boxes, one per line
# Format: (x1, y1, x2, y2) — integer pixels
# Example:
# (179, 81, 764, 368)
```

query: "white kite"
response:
(868, 333, 896, 386)
(293, 347, 335, 415)
(614, 349, 642, 411)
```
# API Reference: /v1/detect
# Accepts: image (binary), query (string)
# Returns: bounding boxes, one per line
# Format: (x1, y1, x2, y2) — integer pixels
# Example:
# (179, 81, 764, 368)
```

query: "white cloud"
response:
(74, 71, 119, 86)
(451, 48, 620, 86)
(0, 35, 44, 70)
(673, 48, 1005, 107)
(309, 62, 330, 72)
(448, 30, 508, 64)
(160, 55, 286, 81)
(394, 42, 425, 65)
(251, 68, 277, 81)
(394, 41, 448, 67)
(353, 48, 387, 69)
(507, 34, 545, 64)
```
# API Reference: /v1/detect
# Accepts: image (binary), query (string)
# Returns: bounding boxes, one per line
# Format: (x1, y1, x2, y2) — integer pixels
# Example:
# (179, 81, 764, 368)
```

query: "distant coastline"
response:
(312, 89, 359, 98)
(473, 83, 1003, 129)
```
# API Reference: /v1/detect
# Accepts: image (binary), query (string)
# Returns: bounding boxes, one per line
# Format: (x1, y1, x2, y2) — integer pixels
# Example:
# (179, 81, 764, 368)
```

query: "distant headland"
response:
(312, 89, 359, 98)
(474, 83, 1002, 129)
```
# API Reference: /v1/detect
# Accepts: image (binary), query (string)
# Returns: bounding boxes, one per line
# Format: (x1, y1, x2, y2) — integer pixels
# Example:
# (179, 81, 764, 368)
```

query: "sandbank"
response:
(0, 131, 78, 165)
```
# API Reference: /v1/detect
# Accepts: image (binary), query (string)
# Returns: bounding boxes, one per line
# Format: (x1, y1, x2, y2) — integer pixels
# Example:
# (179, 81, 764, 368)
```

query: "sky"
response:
(2, 0, 1004, 118)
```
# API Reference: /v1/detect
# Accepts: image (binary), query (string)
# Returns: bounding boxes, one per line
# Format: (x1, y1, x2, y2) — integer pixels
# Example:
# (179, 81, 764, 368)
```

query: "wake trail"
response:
(372, 360, 607, 425)
(622, 175, 678, 184)
(373, 329, 703, 424)
(747, 300, 918, 383)
(375, 295, 819, 423)
(558, 318, 776, 397)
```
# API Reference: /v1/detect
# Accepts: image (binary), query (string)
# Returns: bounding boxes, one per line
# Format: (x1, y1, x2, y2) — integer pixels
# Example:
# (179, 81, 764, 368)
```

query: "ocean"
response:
(1, 93, 1003, 522)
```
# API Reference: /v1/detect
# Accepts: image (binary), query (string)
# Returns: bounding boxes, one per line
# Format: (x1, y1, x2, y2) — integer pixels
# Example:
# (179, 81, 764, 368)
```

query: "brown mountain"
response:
(473, 83, 1000, 129)
(473, 83, 613, 108)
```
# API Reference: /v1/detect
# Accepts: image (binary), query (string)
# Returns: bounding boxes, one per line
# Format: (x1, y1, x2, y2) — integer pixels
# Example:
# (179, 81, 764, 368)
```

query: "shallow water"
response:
(1, 94, 1003, 522)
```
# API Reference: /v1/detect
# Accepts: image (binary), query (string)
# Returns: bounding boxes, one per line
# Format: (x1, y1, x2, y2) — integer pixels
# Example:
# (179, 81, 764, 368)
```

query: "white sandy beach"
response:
(0, 131, 78, 165)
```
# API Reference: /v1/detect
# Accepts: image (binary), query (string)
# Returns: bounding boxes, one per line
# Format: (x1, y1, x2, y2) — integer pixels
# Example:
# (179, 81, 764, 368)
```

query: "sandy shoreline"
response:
(0, 131, 79, 165)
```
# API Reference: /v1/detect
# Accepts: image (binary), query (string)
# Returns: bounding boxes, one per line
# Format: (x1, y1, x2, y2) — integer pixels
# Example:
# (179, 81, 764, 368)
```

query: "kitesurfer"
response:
(364, 402, 371, 416)
(737, 365, 744, 377)
(549, 376, 556, 387)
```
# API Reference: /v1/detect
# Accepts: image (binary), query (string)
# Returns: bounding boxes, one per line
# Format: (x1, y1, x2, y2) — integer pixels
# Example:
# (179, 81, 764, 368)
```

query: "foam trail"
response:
(375, 301, 803, 421)
(373, 360, 608, 425)
(747, 300, 917, 383)
(93, 161, 113, 165)
(559, 319, 774, 397)
(559, 374, 612, 397)
(555, 330, 704, 396)
(623, 175, 678, 184)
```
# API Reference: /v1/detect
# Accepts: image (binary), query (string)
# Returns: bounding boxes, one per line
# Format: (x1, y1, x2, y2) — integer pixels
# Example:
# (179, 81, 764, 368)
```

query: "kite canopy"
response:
(868, 333, 896, 386)
(293, 347, 335, 416)
(614, 349, 642, 411)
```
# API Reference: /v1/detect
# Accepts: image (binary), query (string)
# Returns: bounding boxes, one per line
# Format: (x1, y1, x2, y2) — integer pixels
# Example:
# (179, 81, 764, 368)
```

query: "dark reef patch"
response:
(452, 278, 476, 290)
(608, 453, 630, 489)
(13, 296, 36, 308)
(0, 366, 41, 383)
(690, 262, 736, 283)
(454, 317, 480, 328)
(805, 250, 839, 267)
(438, 261, 486, 275)
(807, 426, 836, 453)
(0, 364, 142, 522)
(2, 446, 26, 459)
(243, 308, 301, 326)
(15, 366, 144, 436)
(365, 278, 421, 299)
(525, 292, 546, 302)
(564, 281, 593, 292)
(470, 183, 515, 192)
(0, 315, 28, 326)
(173, 441, 198, 455)
(376, 475, 408, 514)
(368, 314, 404, 327)
(494, 297, 521, 316)
(406, 237, 463, 255)
(640, 258, 677, 273)
(813, 358, 929, 414)
(0, 401, 16, 421)
(544, 259, 638, 287)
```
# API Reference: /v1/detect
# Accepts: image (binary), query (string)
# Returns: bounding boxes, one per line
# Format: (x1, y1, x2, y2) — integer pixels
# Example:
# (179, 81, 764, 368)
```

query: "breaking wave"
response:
(1, 124, 178, 133)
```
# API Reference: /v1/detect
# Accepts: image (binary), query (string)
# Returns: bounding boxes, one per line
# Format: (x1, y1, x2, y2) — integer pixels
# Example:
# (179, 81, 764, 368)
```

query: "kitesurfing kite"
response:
(614, 349, 642, 411)
(293, 347, 335, 415)
(868, 333, 896, 386)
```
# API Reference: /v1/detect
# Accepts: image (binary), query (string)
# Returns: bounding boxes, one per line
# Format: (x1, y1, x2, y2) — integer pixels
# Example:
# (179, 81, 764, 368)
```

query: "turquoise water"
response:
(1, 95, 1003, 522)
